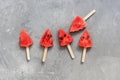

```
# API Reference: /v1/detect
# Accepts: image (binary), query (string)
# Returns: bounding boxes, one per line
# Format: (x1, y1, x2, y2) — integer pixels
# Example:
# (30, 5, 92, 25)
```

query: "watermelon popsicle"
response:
(40, 29, 54, 62)
(79, 30, 92, 63)
(70, 9, 96, 32)
(19, 29, 33, 61)
(58, 29, 75, 59)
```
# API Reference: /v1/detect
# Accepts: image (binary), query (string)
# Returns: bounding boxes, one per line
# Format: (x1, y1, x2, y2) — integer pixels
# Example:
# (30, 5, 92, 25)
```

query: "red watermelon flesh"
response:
(20, 29, 33, 47)
(70, 16, 87, 32)
(40, 29, 54, 48)
(79, 30, 92, 48)
(58, 29, 73, 46)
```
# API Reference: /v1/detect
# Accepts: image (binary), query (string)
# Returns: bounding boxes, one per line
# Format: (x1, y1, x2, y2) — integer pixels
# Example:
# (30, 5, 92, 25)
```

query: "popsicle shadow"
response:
(69, 28, 85, 36)
(55, 38, 67, 61)
(39, 46, 44, 64)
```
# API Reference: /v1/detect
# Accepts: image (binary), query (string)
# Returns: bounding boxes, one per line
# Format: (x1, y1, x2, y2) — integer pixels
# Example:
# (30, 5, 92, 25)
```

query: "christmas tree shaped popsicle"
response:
(79, 30, 92, 63)
(40, 29, 54, 62)
(19, 29, 33, 61)
(70, 9, 96, 32)
(58, 29, 75, 59)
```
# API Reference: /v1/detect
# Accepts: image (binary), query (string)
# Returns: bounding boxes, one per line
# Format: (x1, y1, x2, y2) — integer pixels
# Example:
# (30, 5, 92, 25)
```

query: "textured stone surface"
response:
(0, 0, 120, 80)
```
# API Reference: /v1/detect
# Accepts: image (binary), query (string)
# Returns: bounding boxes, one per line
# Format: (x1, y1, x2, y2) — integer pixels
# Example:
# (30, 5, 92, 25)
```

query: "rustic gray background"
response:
(0, 0, 120, 80)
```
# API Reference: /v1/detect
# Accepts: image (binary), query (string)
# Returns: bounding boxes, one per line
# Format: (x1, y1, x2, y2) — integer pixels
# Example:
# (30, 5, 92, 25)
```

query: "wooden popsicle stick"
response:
(83, 9, 96, 21)
(26, 47, 30, 61)
(81, 48, 87, 63)
(67, 44, 75, 59)
(42, 47, 48, 62)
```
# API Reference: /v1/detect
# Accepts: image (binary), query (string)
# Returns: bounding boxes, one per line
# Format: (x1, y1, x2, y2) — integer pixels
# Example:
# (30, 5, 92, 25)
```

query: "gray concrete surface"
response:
(0, 0, 120, 80)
